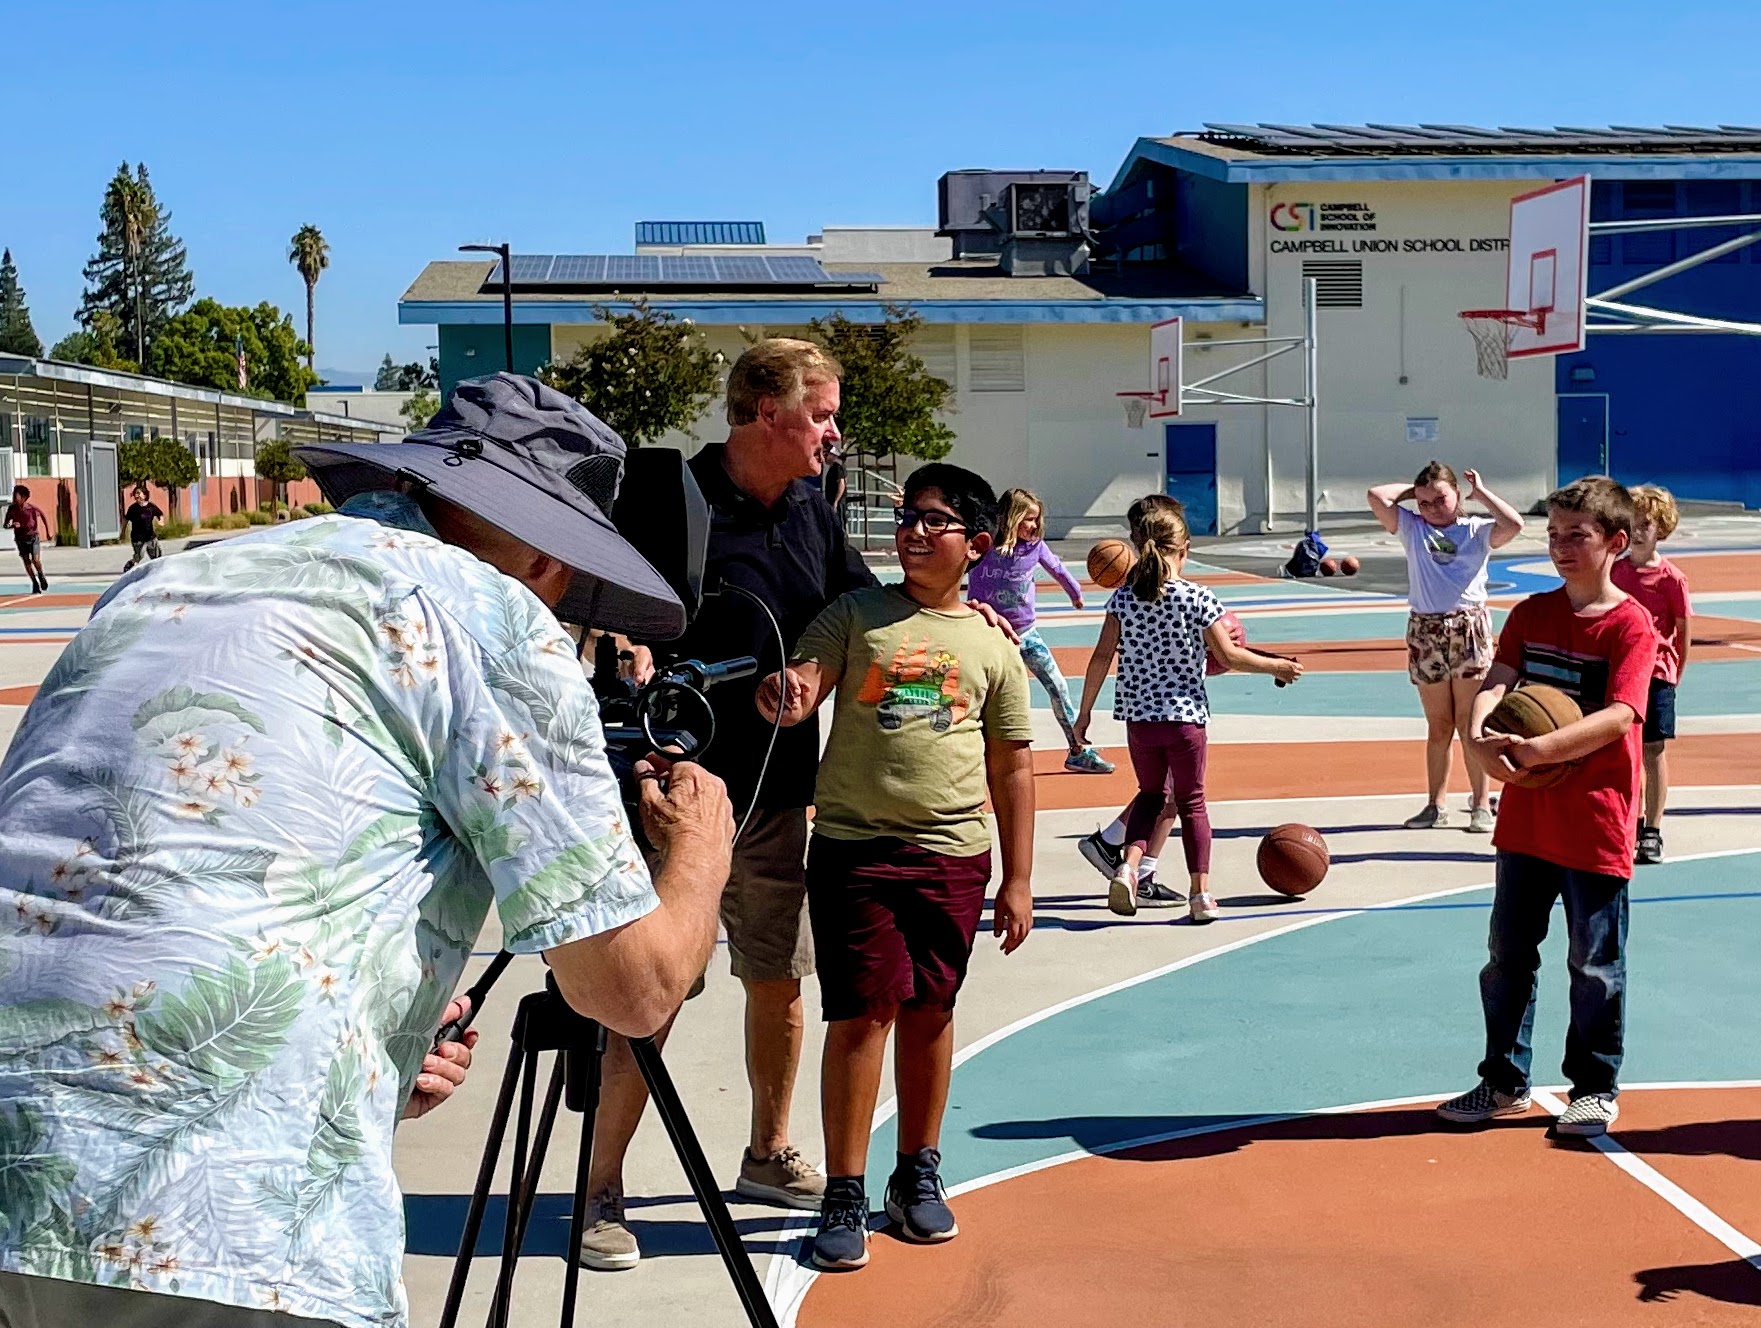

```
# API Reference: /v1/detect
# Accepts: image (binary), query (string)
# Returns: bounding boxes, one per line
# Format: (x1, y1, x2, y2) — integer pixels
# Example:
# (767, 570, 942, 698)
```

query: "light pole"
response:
(458, 242, 513, 372)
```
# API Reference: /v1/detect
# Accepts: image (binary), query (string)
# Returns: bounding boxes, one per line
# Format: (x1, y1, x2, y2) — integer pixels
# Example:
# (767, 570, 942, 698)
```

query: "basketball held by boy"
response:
(756, 464, 1035, 1272)
(1439, 476, 1657, 1139)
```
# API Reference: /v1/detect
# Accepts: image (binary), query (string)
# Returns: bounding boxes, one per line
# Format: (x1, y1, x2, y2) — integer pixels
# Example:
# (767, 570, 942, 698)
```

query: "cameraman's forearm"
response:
(647, 830, 727, 995)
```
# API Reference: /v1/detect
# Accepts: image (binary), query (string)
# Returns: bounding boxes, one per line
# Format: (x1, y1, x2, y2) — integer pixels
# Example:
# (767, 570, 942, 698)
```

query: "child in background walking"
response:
(4, 484, 51, 594)
(1613, 484, 1691, 864)
(968, 488, 1113, 774)
(1074, 496, 1301, 924)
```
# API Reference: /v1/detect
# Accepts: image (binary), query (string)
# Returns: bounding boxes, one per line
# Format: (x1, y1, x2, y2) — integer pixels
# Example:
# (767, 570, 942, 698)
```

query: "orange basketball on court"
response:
(1206, 610, 1247, 676)
(1319, 557, 1339, 576)
(1087, 539, 1134, 589)
(1257, 824, 1329, 896)
(1340, 555, 1361, 575)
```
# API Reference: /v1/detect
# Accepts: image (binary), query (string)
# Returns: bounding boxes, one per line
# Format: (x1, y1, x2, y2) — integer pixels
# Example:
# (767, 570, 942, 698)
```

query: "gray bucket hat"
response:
(294, 373, 685, 638)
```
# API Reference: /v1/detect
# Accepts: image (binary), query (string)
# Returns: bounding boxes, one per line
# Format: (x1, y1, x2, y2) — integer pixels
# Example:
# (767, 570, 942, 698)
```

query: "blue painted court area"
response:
(873, 851, 1761, 1190)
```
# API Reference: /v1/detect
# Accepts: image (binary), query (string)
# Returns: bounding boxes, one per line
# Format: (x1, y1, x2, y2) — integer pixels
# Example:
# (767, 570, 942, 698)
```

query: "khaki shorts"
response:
(1406, 607, 1494, 685)
(0, 1273, 345, 1328)
(720, 806, 814, 982)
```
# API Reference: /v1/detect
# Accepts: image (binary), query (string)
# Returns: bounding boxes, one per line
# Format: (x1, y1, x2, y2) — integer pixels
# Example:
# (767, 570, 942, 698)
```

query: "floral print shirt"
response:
(0, 502, 655, 1327)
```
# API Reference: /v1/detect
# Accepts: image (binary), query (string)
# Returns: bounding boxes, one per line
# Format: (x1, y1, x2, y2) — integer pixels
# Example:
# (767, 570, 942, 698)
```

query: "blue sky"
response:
(2, 0, 1757, 378)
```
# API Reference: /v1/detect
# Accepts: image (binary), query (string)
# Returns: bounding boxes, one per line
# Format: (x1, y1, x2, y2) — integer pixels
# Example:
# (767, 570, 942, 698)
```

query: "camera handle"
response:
(437, 974, 781, 1328)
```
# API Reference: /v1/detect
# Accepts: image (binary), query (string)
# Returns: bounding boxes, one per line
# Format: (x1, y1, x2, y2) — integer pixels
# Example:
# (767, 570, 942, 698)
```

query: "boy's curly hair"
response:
(1628, 484, 1680, 540)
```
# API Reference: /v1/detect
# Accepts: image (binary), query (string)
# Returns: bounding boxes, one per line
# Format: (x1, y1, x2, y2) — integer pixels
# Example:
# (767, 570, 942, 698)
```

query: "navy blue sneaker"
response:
(810, 1177, 870, 1270)
(885, 1148, 958, 1243)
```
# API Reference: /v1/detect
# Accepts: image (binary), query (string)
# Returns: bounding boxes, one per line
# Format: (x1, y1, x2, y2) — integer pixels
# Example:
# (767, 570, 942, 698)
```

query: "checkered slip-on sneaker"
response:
(1435, 1082, 1532, 1123)
(1555, 1092, 1620, 1137)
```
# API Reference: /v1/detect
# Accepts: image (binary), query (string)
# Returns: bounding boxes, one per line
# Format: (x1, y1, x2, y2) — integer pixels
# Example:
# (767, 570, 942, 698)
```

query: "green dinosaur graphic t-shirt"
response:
(793, 585, 1033, 856)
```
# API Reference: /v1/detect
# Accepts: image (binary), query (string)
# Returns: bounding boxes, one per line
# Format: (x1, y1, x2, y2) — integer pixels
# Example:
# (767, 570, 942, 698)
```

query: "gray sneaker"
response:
(1436, 1081, 1531, 1124)
(576, 1190, 640, 1271)
(1404, 804, 1450, 830)
(1555, 1092, 1620, 1137)
(734, 1146, 825, 1210)
(1466, 805, 1496, 835)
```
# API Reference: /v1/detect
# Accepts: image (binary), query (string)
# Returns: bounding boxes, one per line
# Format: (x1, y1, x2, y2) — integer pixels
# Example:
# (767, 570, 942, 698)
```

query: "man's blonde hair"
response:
(1629, 484, 1681, 540)
(724, 338, 842, 426)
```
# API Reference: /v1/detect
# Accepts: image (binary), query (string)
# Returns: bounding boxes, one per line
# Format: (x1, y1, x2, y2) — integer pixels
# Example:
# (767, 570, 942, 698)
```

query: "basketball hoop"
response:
(1459, 308, 1544, 380)
(1116, 389, 1162, 428)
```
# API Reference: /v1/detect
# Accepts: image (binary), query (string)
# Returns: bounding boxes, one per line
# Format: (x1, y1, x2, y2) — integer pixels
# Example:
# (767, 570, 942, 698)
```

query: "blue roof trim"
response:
(1107, 136, 1761, 190)
(402, 297, 1264, 327)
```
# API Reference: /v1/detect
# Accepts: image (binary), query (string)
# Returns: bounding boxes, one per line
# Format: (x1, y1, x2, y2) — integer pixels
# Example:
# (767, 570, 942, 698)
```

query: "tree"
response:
(49, 310, 137, 372)
(149, 299, 318, 405)
(0, 249, 43, 356)
(400, 388, 440, 433)
(78, 163, 194, 367)
(374, 353, 399, 390)
(807, 306, 954, 462)
(538, 300, 723, 446)
(253, 439, 307, 517)
(147, 437, 199, 520)
(374, 353, 438, 391)
(287, 225, 329, 371)
(118, 438, 155, 487)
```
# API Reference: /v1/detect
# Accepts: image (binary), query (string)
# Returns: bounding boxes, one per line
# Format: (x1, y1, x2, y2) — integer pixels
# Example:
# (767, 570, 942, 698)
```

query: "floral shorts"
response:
(1406, 607, 1494, 685)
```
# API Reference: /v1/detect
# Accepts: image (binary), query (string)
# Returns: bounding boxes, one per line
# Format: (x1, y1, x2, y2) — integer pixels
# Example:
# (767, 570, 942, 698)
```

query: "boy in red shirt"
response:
(1440, 476, 1656, 1138)
(4, 483, 51, 594)
(1612, 485, 1691, 865)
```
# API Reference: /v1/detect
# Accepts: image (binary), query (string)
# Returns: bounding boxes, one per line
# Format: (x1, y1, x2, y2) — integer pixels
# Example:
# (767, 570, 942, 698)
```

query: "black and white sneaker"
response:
(1435, 1081, 1531, 1123)
(1079, 829, 1124, 879)
(1555, 1092, 1619, 1137)
(1135, 877, 1186, 907)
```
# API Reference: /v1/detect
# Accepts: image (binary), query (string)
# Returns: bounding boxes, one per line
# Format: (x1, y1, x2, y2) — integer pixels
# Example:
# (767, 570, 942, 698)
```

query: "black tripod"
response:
(437, 973, 782, 1328)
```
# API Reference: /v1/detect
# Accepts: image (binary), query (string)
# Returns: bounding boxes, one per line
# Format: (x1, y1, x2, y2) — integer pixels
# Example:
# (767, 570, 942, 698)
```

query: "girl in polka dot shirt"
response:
(1074, 496, 1301, 923)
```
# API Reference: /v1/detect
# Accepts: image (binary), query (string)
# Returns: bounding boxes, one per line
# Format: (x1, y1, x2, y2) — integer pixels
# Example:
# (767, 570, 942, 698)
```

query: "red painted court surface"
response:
(803, 1090, 1761, 1327)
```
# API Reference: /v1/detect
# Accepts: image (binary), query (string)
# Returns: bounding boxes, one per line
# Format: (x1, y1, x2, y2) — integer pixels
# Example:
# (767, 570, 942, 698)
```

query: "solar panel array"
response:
(485, 254, 883, 288)
(1197, 123, 1761, 157)
(635, 221, 767, 247)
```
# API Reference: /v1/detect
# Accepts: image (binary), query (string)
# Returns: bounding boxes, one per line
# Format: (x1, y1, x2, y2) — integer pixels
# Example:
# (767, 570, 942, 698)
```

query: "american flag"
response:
(235, 333, 247, 390)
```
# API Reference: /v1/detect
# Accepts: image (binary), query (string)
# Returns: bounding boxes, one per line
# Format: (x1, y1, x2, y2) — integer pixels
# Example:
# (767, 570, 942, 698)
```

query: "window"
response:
(913, 325, 957, 390)
(24, 416, 51, 477)
(968, 326, 1025, 392)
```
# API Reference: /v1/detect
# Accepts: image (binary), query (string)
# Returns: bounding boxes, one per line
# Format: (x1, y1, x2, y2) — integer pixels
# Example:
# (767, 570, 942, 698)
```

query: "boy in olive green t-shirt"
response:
(757, 463, 1034, 1272)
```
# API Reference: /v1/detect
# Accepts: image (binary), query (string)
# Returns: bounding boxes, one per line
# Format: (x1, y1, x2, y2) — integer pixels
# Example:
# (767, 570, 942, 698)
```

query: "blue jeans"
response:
(1478, 851, 1629, 1097)
(1019, 627, 1081, 750)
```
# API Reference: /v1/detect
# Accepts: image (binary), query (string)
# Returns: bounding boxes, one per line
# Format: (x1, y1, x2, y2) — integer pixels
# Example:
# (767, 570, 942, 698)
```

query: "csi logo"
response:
(1270, 202, 1315, 232)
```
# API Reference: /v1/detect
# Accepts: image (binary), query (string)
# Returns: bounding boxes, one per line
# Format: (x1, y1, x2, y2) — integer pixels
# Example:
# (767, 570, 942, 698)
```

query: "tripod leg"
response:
(439, 1027, 526, 1328)
(559, 1021, 608, 1328)
(488, 1047, 541, 1328)
(504, 1055, 566, 1269)
(630, 1036, 782, 1328)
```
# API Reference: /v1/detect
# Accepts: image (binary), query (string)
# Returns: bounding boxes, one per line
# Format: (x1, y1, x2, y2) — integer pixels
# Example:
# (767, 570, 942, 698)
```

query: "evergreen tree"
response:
(77, 162, 194, 366)
(808, 306, 955, 461)
(0, 249, 43, 357)
(373, 353, 399, 390)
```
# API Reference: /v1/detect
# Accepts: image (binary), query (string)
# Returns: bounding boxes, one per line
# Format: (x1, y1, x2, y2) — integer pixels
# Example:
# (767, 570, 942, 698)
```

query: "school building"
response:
(0, 354, 392, 541)
(397, 124, 1761, 537)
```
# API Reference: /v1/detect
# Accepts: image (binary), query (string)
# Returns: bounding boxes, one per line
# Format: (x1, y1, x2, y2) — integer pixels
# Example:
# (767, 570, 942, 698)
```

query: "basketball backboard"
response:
(1506, 176, 1589, 358)
(1149, 316, 1182, 417)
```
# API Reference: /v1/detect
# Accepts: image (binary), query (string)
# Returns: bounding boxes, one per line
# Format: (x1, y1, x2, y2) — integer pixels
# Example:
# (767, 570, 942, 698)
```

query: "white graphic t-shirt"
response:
(1398, 505, 1495, 614)
(1106, 578, 1226, 725)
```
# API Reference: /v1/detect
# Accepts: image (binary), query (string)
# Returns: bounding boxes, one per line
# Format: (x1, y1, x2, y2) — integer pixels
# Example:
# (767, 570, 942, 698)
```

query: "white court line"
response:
(1531, 1089, 1761, 1273)
(765, 846, 1761, 1322)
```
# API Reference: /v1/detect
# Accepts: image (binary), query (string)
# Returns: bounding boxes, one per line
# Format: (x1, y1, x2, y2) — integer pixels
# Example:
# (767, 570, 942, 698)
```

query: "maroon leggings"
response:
(1123, 720, 1212, 875)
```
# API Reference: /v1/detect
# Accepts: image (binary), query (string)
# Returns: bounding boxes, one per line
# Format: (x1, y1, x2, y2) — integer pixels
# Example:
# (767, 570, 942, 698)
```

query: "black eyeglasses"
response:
(893, 507, 967, 535)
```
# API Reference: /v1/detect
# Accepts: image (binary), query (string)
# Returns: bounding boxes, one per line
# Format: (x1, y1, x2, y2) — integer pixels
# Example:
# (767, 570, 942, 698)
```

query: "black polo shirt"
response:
(659, 444, 879, 811)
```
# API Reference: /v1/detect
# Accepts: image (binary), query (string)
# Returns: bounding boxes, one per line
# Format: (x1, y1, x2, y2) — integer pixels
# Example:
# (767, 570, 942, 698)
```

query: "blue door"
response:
(1557, 394, 1609, 482)
(1163, 422, 1218, 535)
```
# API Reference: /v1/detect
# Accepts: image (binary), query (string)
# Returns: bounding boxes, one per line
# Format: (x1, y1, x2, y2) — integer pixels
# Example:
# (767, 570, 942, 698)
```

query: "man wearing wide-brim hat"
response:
(0, 374, 731, 1328)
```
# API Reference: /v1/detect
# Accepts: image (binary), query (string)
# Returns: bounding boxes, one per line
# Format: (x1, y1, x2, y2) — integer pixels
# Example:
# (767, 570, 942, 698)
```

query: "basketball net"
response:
(1458, 309, 1543, 381)
(1123, 396, 1149, 429)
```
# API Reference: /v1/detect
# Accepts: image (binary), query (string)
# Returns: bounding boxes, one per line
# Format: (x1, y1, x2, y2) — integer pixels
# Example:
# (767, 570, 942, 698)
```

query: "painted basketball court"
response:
(5, 522, 1761, 1326)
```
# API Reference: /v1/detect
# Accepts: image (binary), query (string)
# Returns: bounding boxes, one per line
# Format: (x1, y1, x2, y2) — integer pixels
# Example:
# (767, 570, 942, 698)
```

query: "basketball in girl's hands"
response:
(1087, 539, 1134, 589)
(1340, 555, 1361, 575)
(1257, 824, 1329, 896)
(1483, 683, 1584, 789)
(1206, 611, 1247, 677)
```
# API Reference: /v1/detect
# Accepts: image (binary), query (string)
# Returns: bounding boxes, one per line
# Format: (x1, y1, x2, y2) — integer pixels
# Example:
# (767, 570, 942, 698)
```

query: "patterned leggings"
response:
(1019, 627, 1081, 750)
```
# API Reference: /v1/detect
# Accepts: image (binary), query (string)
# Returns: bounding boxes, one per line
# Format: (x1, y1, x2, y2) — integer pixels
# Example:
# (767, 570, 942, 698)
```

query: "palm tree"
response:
(111, 173, 156, 366)
(288, 225, 329, 371)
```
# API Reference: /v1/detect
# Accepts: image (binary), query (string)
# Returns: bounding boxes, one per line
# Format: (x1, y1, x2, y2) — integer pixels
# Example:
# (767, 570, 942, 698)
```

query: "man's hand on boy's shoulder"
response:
(992, 877, 1032, 955)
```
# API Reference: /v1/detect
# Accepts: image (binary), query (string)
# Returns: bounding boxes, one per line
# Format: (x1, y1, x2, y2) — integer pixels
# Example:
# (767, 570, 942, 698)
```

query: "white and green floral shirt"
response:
(0, 503, 655, 1327)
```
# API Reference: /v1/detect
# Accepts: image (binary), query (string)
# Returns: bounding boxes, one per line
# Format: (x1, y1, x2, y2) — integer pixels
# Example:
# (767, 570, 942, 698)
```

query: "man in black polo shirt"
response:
(578, 338, 875, 1269)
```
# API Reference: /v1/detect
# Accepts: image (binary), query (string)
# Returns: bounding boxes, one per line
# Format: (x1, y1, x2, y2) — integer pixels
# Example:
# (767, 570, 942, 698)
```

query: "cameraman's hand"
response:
(620, 645, 655, 686)
(637, 759, 735, 866)
(403, 995, 479, 1121)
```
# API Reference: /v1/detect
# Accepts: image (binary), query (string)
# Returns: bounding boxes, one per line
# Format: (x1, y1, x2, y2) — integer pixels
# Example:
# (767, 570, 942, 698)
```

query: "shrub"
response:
(302, 502, 333, 516)
(159, 518, 194, 540)
(221, 513, 252, 530)
(246, 510, 272, 525)
(201, 513, 228, 529)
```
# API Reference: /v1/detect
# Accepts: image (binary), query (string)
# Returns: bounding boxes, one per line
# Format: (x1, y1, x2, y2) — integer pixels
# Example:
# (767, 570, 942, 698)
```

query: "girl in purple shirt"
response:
(968, 488, 1113, 774)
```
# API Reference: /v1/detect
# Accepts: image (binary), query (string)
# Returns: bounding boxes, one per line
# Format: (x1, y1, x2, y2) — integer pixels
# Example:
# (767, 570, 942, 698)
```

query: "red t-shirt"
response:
(1611, 555, 1691, 684)
(1491, 590, 1657, 880)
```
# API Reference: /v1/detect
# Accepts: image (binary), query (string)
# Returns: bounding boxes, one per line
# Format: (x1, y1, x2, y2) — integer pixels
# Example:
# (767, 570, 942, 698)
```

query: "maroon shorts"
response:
(805, 835, 992, 1023)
